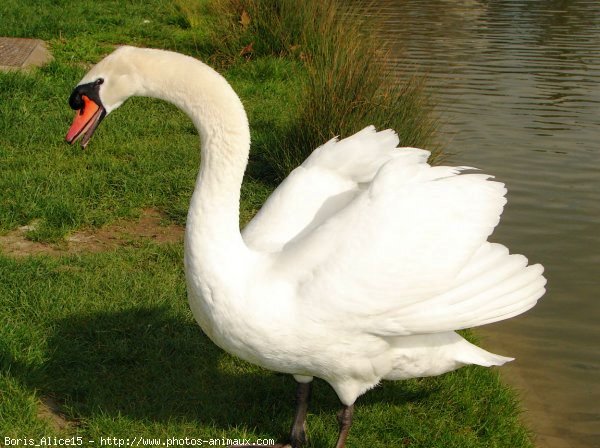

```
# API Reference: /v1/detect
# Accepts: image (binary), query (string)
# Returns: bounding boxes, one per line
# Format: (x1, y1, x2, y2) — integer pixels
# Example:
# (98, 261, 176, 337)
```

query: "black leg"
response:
(334, 404, 354, 448)
(229, 381, 312, 448)
(289, 381, 312, 447)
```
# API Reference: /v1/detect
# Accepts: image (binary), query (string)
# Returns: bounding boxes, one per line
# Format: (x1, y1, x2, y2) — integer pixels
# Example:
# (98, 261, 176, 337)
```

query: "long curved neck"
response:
(130, 49, 251, 282)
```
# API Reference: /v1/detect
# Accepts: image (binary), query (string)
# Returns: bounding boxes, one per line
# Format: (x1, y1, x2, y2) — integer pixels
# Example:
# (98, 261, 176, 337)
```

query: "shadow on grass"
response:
(2, 307, 434, 438)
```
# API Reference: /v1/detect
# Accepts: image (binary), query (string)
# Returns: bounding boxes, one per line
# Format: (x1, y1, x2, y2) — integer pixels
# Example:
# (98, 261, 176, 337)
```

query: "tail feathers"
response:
(383, 332, 513, 381)
(455, 339, 514, 367)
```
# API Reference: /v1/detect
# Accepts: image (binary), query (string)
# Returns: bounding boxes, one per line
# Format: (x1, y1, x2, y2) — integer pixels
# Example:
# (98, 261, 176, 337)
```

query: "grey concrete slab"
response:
(0, 37, 53, 72)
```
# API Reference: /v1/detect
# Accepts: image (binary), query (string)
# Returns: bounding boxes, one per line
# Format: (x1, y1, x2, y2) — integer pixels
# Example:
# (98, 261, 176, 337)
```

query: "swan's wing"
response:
(279, 159, 545, 335)
(242, 126, 430, 252)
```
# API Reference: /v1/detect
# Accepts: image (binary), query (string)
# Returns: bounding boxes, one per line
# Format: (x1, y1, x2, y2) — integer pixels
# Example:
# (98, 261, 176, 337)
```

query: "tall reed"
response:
(187, 0, 439, 181)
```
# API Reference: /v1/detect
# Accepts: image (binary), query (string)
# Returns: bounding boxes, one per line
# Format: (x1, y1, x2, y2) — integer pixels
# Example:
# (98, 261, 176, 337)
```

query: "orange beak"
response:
(65, 95, 105, 148)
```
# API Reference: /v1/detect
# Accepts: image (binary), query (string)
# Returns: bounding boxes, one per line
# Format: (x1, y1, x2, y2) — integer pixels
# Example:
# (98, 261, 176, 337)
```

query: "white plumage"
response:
(68, 46, 546, 447)
(240, 125, 544, 405)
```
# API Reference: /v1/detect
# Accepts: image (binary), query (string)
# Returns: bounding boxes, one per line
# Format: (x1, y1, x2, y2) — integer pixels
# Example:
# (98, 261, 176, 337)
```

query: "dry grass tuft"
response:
(178, 0, 440, 181)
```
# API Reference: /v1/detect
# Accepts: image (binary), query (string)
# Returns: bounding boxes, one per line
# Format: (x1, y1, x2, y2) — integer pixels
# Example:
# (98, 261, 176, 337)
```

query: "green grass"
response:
(0, 0, 532, 446)
(0, 250, 531, 447)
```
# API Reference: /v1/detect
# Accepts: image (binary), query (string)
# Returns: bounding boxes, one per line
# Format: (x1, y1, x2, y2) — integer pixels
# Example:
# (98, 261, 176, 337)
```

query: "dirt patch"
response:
(0, 209, 184, 257)
(37, 396, 75, 431)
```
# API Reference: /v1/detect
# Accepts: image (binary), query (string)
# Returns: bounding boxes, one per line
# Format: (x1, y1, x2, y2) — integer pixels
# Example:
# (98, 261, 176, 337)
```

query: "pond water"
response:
(368, 1, 600, 447)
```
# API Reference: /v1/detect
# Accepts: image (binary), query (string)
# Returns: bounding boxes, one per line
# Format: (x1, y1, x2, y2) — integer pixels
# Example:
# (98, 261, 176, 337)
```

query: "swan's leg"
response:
(289, 381, 312, 446)
(228, 381, 312, 448)
(333, 404, 354, 448)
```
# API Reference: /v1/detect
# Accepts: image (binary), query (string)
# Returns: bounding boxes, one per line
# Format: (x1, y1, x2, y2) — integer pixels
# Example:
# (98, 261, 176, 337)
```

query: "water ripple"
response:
(366, 1, 600, 446)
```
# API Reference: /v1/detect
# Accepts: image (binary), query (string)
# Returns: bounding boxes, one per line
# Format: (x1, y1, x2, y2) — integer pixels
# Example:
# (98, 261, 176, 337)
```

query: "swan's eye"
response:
(70, 93, 84, 111)
(68, 80, 103, 111)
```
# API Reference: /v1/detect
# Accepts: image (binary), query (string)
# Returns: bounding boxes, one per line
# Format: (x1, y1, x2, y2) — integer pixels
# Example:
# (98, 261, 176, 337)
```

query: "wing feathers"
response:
(244, 126, 421, 251)
(373, 248, 545, 335)
(304, 126, 429, 183)
(249, 126, 544, 337)
(283, 139, 544, 336)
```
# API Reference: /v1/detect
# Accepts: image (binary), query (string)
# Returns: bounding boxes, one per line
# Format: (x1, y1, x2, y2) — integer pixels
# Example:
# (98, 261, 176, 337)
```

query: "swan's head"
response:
(65, 46, 141, 148)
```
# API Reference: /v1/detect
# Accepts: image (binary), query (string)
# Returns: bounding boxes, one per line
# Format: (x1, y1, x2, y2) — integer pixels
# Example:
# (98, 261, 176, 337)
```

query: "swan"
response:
(65, 46, 546, 448)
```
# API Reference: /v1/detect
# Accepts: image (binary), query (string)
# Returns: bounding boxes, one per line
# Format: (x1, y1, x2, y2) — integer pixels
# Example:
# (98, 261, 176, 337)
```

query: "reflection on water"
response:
(369, 1, 600, 447)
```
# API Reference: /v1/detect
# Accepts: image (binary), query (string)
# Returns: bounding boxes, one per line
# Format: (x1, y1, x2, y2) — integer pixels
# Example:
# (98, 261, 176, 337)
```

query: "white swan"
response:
(65, 46, 546, 448)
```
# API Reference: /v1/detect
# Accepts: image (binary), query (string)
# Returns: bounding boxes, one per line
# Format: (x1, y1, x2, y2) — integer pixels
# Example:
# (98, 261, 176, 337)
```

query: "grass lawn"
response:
(0, 0, 533, 446)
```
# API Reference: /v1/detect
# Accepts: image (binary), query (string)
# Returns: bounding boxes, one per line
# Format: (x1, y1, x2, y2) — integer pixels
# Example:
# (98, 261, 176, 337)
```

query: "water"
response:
(367, 1, 600, 447)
